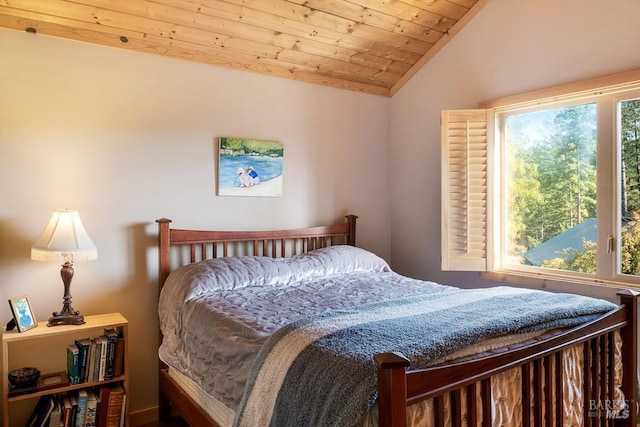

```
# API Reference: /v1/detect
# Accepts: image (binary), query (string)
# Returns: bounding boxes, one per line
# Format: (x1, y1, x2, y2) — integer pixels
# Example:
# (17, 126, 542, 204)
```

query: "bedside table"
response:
(1, 313, 128, 427)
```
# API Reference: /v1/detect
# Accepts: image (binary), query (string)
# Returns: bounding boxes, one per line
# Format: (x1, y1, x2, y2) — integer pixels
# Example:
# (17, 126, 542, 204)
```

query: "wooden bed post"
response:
(617, 289, 639, 427)
(156, 218, 172, 292)
(156, 218, 172, 423)
(374, 352, 410, 427)
(345, 214, 358, 246)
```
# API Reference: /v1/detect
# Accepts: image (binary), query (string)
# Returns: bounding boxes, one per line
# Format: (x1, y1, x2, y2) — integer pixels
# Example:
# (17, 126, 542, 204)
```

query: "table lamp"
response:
(31, 209, 97, 326)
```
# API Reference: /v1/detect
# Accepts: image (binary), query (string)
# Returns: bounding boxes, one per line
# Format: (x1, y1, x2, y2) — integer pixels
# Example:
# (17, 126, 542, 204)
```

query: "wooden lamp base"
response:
(47, 262, 86, 327)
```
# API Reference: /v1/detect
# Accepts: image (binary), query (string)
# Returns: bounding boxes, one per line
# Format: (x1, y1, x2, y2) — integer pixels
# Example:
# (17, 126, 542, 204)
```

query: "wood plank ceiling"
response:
(0, 0, 486, 97)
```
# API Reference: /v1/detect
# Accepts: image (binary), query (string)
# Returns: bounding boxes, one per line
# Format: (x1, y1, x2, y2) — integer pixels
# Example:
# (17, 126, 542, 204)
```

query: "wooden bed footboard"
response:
(376, 290, 639, 427)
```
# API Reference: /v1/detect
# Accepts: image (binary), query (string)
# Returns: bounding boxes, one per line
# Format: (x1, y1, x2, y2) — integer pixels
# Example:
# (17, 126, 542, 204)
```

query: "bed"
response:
(156, 215, 639, 427)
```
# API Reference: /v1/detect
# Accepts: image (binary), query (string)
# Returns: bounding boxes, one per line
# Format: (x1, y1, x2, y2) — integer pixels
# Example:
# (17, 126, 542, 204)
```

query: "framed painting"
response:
(217, 137, 284, 197)
(8, 295, 37, 332)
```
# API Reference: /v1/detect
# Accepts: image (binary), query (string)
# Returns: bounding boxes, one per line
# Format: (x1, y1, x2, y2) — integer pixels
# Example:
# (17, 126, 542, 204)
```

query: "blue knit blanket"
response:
(233, 286, 616, 427)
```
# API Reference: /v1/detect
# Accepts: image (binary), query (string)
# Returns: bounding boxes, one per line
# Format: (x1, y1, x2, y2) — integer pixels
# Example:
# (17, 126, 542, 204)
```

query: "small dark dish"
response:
(8, 367, 40, 387)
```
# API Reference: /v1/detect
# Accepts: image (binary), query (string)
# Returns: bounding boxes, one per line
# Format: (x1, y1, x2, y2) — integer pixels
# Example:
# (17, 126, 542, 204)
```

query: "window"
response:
(441, 69, 640, 289)
(504, 103, 597, 272)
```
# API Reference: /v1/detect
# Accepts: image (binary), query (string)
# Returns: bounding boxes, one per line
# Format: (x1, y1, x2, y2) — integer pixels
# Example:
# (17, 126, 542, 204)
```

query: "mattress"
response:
(158, 245, 621, 426)
(167, 367, 235, 426)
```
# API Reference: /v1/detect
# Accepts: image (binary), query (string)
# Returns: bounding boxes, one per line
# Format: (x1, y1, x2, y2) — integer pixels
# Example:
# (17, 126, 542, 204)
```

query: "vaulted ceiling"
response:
(0, 0, 486, 97)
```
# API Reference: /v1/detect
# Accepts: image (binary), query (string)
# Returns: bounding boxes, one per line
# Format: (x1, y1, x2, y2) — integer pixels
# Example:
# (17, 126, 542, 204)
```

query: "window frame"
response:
(441, 68, 640, 291)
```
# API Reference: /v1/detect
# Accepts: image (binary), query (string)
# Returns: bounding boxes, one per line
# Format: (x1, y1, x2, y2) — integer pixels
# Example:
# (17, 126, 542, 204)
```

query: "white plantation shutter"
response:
(441, 109, 491, 271)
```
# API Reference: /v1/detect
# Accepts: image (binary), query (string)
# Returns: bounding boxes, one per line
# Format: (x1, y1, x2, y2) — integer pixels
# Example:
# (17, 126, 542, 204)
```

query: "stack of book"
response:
(67, 328, 124, 385)
(23, 327, 125, 427)
(25, 384, 125, 427)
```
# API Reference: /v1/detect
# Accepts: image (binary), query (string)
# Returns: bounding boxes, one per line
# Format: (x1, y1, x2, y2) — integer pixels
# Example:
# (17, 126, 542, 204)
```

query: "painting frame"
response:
(8, 295, 37, 332)
(217, 137, 284, 197)
(37, 371, 70, 391)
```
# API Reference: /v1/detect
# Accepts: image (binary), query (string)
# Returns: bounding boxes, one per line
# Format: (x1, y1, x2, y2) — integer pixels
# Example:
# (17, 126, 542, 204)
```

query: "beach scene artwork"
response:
(217, 137, 284, 197)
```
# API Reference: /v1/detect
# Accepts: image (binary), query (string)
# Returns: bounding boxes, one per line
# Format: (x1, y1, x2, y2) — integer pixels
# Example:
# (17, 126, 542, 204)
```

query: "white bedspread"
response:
(159, 245, 454, 409)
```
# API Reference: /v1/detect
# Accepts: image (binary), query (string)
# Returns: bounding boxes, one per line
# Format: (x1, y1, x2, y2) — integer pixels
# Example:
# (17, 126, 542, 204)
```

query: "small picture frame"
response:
(8, 295, 37, 332)
(37, 371, 70, 391)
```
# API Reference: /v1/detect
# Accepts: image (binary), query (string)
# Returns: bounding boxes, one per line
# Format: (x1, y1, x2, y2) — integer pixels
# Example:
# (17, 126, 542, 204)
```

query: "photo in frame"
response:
(8, 295, 37, 332)
(217, 137, 284, 197)
(37, 371, 70, 391)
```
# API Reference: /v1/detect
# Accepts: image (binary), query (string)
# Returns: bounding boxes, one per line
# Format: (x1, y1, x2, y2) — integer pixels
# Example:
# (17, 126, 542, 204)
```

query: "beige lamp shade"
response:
(31, 209, 97, 263)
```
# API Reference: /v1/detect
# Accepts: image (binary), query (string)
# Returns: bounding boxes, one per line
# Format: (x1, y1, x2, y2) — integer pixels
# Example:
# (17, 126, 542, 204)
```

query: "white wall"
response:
(390, 0, 640, 299)
(0, 28, 390, 416)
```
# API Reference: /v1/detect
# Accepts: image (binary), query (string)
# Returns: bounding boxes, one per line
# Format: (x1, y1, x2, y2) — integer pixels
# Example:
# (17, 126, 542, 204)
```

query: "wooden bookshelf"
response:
(1, 313, 128, 426)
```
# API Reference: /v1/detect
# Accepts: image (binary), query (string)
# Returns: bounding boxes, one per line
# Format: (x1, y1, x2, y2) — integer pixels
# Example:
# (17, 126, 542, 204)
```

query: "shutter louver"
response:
(441, 110, 489, 271)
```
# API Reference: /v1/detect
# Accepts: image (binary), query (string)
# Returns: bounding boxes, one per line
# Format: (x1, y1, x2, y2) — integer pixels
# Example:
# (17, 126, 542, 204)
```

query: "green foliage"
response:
(540, 239, 596, 273)
(571, 240, 596, 273)
(507, 104, 596, 262)
(220, 137, 283, 157)
(621, 100, 640, 217)
(508, 144, 544, 253)
(621, 212, 640, 275)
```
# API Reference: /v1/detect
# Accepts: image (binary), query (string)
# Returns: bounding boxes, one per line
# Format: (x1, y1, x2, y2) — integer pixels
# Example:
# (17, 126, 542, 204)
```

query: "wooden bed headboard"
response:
(156, 214, 358, 293)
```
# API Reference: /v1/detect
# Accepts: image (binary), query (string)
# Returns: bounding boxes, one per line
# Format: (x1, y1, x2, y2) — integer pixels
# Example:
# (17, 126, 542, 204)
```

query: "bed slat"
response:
(434, 395, 445, 427)
(451, 389, 462, 427)
(554, 352, 563, 427)
(584, 340, 594, 427)
(466, 382, 477, 426)
(601, 334, 609, 427)
(481, 378, 491, 427)
(533, 359, 542, 425)
(522, 363, 531, 425)
(544, 355, 552, 426)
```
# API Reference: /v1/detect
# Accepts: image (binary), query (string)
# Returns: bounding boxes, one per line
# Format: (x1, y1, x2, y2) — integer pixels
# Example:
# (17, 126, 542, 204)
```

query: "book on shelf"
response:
(68, 392, 78, 427)
(103, 328, 119, 381)
(25, 395, 55, 427)
(113, 335, 125, 377)
(96, 384, 125, 427)
(67, 343, 80, 385)
(87, 338, 97, 382)
(84, 389, 98, 427)
(74, 338, 91, 384)
(61, 394, 73, 427)
(47, 396, 62, 427)
(74, 389, 88, 427)
(94, 390, 102, 427)
(118, 393, 126, 427)
(91, 336, 102, 382)
(95, 335, 108, 382)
